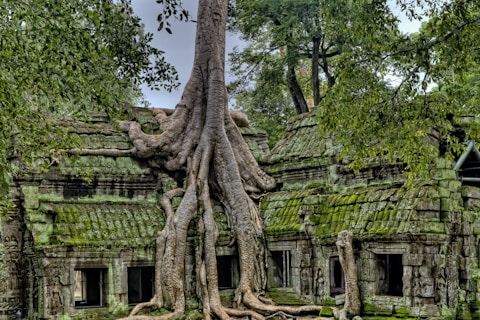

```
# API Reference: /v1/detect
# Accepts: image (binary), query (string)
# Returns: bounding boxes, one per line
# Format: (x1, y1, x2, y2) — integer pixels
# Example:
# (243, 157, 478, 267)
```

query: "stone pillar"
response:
(0, 207, 24, 319)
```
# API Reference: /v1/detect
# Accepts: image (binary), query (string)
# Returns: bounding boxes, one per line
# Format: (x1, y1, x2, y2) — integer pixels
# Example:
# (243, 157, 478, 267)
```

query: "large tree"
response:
(118, 0, 332, 319)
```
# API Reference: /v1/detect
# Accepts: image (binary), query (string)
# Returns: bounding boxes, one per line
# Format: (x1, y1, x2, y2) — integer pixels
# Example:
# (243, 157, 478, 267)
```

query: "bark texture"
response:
(336, 230, 361, 320)
(117, 1, 331, 319)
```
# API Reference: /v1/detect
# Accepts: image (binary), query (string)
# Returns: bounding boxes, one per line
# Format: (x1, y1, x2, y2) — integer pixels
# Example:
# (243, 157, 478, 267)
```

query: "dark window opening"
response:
(64, 178, 95, 199)
(128, 266, 154, 304)
(377, 254, 403, 296)
(270, 250, 292, 288)
(217, 255, 237, 289)
(329, 256, 345, 295)
(74, 268, 107, 308)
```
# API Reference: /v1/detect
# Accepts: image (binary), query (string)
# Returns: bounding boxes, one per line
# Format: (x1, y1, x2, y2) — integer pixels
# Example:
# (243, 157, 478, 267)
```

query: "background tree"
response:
(230, 0, 480, 177)
(229, 50, 295, 148)
(319, 0, 480, 177)
(0, 0, 178, 202)
(229, 0, 401, 114)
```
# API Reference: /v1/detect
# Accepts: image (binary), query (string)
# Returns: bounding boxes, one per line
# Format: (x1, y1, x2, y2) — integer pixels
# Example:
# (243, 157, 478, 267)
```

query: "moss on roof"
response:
(239, 126, 271, 162)
(59, 155, 148, 176)
(261, 183, 450, 242)
(36, 202, 165, 247)
(268, 111, 335, 173)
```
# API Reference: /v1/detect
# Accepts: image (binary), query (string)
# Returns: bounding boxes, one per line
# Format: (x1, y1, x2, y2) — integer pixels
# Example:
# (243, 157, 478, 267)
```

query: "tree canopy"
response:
(318, 0, 480, 177)
(0, 0, 178, 200)
(229, 0, 400, 112)
(229, 0, 480, 177)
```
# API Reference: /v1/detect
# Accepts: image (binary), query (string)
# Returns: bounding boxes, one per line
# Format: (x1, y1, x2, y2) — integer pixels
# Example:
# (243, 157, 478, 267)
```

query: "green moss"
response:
(362, 317, 418, 320)
(218, 289, 235, 307)
(21, 185, 39, 209)
(319, 306, 334, 317)
(267, 289, 311, 305)
(457, 302, 473, 320)
(71, 308, 121, 320)
(321, 295, 336, 306)
(393, 306, 410, 317)
(362, 302, 393, 316)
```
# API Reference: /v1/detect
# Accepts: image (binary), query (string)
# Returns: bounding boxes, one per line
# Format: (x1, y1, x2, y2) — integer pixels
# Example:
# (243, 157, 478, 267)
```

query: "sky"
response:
(131, 1, 423, 108)
(131, 1, 243, 108)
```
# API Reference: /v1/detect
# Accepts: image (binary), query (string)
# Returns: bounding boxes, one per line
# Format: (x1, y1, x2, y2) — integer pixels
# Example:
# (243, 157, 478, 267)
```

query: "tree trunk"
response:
(336, 230, 361, 319)
(287, 64, 309, 114)
(285, 41, 308, 114)
(117, 1, 329, 318)
(312, 36, 321, 107)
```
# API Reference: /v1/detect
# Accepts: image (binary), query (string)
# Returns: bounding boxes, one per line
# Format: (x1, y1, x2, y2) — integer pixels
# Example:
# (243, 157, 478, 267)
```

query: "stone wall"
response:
(3, 108, 480, 319)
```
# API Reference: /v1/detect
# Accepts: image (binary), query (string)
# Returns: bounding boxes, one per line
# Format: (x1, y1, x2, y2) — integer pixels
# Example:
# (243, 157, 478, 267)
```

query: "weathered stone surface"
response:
(3, 108, 480, 319)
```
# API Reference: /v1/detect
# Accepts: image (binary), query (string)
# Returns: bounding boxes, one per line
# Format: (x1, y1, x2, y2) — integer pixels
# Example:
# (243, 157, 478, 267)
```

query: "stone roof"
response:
(261, 110, 467, 243)
(20, 108, 267, 249)
(20, 108, 470, 248)
(37, 201, 164, 247)
(266, 110, 404, 187)
(262, 183, 450, 242)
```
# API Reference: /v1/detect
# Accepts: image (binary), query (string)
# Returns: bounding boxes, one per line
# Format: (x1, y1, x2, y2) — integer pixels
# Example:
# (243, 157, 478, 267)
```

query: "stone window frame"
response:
(266, 242, 295, 289)
(375, 253, 403, 297)
(270, 250, 292, 288)
(216, 255, 239, 289)
(329, 255, 345, 296)
(366, 243, 409, 304)
(127, 265, 155, 305)
(73, 267, 108, 308)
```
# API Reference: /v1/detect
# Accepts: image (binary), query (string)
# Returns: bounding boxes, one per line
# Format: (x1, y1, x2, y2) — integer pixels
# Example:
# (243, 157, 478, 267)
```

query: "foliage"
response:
(319, 0, 480, 177)
(230, 0, 480, 178)
(0, 0, 179, 199)
(228, 0, 402, 149)
(229, 0, 401, 114)
(229, 50, 295, 148)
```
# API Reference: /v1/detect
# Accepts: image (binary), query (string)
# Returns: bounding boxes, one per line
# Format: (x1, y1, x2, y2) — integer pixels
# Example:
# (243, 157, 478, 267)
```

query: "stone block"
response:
(415, 198, 440, 211)
(27, 212, 47, 224)
(462, 186, 480, 199)
(413, 210, 440, 221)
(434, 157, 454, 169)
(21, 185, 39, 209)
(464, 198, 480, 209)
(31, 223, 53, 245)
(403, 254, 424, 266)
(438, 186, 451, 198)
(438, 180, 462, 192)
(441, 198, 462, 211)
(432, 169, 458, 181)
(398, 198, 415, 210)
(363, 302, 394, 316)
(423, 222, 446, 234)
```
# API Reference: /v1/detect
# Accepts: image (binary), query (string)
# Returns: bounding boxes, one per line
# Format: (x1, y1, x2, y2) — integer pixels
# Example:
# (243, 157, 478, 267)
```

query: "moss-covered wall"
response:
(260, 110, 480, 319)
(5, 107, 480, 319)
(1, 108, 273, 319)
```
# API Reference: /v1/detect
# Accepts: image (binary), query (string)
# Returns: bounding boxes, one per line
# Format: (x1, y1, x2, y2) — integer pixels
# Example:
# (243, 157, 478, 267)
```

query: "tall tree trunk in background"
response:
(312, 36, 321, 107)
(287, 64, 309, 114)
(286, 43, 309, 114)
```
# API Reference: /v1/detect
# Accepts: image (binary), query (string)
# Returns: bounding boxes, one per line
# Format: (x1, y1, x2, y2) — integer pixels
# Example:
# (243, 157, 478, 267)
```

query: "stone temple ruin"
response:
(2, 108, 480, 319)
